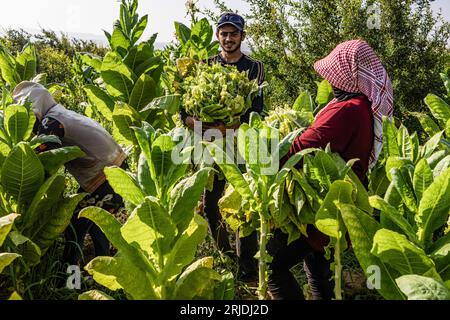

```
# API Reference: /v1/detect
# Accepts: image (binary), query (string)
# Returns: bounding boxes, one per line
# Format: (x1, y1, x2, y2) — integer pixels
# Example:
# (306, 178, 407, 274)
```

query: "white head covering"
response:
(12, 81, 57, 121)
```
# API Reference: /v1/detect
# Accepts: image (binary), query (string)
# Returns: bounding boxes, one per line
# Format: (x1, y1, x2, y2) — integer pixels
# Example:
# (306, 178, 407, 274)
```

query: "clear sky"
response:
(0, 0, 448, 43)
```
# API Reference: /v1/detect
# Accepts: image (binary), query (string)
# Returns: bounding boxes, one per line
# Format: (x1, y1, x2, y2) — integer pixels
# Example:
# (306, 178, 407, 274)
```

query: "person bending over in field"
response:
(269, 40, 394, 300)
(13, 81, 128, 266)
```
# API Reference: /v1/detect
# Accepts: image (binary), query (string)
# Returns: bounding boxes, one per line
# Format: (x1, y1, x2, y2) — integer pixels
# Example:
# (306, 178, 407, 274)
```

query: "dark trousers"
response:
(267, 229, 334, 300)
(203, 175, 258, 277)
(62, 181, 124, 265)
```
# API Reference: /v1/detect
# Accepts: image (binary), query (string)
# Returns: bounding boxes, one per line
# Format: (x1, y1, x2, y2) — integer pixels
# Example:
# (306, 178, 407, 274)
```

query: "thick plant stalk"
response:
(334, 232, 343, 300)
(258, 213, 269, 300)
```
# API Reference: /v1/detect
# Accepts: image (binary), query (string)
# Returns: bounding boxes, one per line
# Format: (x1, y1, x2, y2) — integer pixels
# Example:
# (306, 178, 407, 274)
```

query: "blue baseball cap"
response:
(217, 12, 245, 32)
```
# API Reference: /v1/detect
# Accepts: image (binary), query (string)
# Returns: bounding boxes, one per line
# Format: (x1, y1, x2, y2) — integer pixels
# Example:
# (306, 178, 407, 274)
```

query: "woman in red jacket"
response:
(268, 40, 394, 299)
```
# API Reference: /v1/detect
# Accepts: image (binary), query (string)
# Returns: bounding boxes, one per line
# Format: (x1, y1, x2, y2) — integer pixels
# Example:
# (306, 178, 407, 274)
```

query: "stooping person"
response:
(268, 39, 394, 299)
(12, 81, 128, 266)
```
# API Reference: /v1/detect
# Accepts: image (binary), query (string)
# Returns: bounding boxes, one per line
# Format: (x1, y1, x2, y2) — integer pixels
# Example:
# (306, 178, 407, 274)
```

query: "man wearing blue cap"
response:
(182, 12, 265, 285)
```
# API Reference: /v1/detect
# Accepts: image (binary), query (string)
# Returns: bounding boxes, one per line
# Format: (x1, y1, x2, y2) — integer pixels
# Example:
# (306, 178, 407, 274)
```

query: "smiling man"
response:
(181, 12, 265, 285)
(208, 12, 264, 123)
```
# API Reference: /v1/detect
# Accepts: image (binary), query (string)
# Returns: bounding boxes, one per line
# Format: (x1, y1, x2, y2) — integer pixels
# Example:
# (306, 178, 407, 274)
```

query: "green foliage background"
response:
(208, 0, 450, 133)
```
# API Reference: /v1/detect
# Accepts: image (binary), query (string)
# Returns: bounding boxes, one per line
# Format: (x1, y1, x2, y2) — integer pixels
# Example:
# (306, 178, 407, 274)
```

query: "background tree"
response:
(0, 28, 107, 85)
(208, 0, 450, 132)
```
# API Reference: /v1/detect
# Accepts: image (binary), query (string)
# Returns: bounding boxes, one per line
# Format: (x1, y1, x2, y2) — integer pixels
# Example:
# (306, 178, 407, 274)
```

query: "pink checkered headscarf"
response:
(314, 40, 394, 168)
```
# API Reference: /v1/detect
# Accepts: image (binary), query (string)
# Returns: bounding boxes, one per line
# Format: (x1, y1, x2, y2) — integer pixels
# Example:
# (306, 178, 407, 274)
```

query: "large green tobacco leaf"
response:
(337, 203, 405, 299)
(0, 46, 19, 86)
(80, 206, 134, 251)
(390, 167, 417, 213)
(218, 185, 247, 232)
(124, 43, 154, 74)
(0, 141, 10, 169)
(135, 57, 162, 80)
(424, 94, 450, 126)
(15, 43, 36, 81)
(79, 206, 158, 280)
(237, 123, 258, 172)
(369, 196, 418, 244)
(416, 167, 450, 247)
(140, 94, 181, 115)
(421, 131, 444, 159)
(382, 117, 400, 157)
(410, 132, 420, 164)
(131, 15, 148, 45)
(277, 130, 304, 162)
(433, 155, 450, 178)
(214, 272, 235, 300)
(161, 159, 190, 200)
(85, 255, 157, 300)
(271, 182, 290, 228)
(101, 52, 135, 101)
(1, 142, 44, 205)
(79, 53, 102, 73)
(8, 231, 41, 266)
(412, 112, 441, 138)
(23, 112, 36, 143)
(129, 74, 157, 111)
(293, 90, 315, 112)
(396, 275, 450, 300)
(385, 157, 413, 181)
(133, 122, 155, 164)
(315, 79, 333, 108)
(83, 85, 114, 121)
(0, 252, 21, 273)
(426, 150, 447, 170)
(310, 151, 340, 190)
(28, 132, 61, 150)
(397, 125, 413, 159)
(430, 242, 450, 280)
(371, 229, 436, 275)
(110, 28, 131, 56)
(0, 213, 19, 246)
(173, 257, 222, 300)
(104, 166, 145, 206)
(37, 146, 86, 175)
(4, 105, 29, 145)
(78, 290, 114, 300)
(190, 18, 213, 48)
(120, 197, 176, 261)
(174, 22, 191, 46)
(413, 159, 433, 203)
(341, 161, 373, 215)
(384, 179, 403, 208)
(315, 180, 353, 238)
(291, 168, 321, 212)
(150, 135, 177, 182)
(32, 193, 86, 254)
(22, 174, 65, 233)
(170, 168, 212, 233)
(112, 103, 141, 146)
(160, 215, 208, 282)
(137, 153, 156, 196)
(207, 143, 254, 201)
(446, 119, 450, 138)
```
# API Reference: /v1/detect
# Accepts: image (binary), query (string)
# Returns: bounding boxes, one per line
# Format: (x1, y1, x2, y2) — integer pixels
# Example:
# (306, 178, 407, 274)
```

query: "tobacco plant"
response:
(78, 123, 234, 300)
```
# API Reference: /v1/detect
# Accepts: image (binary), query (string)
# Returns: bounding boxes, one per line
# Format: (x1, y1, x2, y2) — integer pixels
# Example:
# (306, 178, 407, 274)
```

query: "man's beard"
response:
(222, 42, 241, 54)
